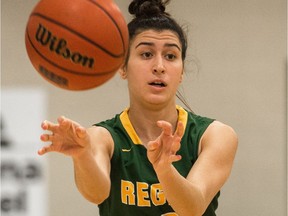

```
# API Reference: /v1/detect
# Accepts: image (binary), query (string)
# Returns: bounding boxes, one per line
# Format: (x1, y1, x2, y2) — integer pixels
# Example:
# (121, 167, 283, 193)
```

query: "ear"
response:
(119, 67, 127, 79)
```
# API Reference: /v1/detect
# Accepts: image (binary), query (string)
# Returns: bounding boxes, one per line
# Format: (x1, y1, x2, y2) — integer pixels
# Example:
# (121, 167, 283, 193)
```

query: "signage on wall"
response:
(1, 88, 48, 216)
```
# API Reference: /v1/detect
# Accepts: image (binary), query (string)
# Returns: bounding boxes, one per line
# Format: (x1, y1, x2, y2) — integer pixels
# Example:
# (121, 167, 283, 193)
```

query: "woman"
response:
(39, 0, 238, 215)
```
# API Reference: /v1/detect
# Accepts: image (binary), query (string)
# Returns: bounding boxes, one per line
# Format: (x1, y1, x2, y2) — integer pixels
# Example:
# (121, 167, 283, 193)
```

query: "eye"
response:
(141, 52, 153, 59)
(165, 53, 177, 61)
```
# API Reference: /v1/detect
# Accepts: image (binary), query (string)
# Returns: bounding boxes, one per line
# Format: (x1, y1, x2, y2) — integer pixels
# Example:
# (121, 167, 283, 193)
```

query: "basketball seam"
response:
(26, 28, 120, 76)
(30, 12, 125, 58)
(87, 0, 127, 54)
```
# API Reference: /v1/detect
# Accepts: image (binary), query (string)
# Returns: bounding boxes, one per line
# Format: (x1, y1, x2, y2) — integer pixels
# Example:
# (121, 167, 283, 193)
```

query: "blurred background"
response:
(1, 0, 286, 215)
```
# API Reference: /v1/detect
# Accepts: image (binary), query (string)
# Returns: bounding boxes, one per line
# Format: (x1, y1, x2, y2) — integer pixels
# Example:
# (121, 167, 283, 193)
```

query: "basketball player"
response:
(38, 0, 238, 215)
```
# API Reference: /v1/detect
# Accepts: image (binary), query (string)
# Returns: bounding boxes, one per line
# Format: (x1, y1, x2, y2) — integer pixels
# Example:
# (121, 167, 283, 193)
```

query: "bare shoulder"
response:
(87, 126, 114, 159)
(207, 121, 237, 138)
(87, 125, 113, 137)
(201, 120, 238, 154)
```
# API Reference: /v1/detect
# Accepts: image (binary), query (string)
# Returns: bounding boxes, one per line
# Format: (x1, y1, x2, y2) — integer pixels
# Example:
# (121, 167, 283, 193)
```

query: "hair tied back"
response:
(129, 0, 171, 18)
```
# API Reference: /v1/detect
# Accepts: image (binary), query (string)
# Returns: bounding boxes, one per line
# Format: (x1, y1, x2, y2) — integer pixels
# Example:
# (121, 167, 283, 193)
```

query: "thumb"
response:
(76, 126, 87, 139)
(147, 140, 159, 151)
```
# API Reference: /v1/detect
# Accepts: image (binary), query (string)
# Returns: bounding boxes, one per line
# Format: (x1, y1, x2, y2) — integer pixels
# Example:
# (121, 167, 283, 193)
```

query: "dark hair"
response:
(127, 0, 187, 61)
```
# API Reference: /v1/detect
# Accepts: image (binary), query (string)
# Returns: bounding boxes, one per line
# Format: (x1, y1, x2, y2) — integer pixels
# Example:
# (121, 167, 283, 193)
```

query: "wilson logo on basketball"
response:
(35, 23, 95, 69)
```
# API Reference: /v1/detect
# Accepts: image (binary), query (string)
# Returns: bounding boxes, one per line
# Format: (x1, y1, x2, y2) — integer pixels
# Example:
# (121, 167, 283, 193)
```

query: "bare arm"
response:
(39, 116, 113, 204)
(147, 120, 238, 216)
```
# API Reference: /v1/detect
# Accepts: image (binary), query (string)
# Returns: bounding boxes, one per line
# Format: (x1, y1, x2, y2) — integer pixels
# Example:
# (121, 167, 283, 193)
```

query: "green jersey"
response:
(95, 105, 220, 216)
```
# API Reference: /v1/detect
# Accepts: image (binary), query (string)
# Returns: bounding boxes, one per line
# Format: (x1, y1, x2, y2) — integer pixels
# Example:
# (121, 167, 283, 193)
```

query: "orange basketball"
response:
(25, 0, 129, 90)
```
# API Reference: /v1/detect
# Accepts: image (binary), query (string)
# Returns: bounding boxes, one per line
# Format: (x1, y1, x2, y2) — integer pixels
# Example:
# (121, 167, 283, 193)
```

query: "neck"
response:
(128, 103, 178, 145)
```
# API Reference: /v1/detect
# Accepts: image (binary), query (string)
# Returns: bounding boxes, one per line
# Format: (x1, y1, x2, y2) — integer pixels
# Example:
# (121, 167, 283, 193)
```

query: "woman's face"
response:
(122, 29, 184, 108)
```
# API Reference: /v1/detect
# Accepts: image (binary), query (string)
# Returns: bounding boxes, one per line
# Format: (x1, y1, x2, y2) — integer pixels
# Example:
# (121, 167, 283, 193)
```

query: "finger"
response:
(175, 121, 184, 138)
(157, 121, 172, 135)
(147, 140, 160, 151)
(58, 116, 75, 131)
(41, 120, 57, 131)
(59, 116, 82, 132)
(40, 134, 53, 142)
(38, 145, 54, 155)
(38, 147, 47, 155)
(171, 137, 181, 154)
(169, 154, 182, 163)
(57, 115, 70, 125)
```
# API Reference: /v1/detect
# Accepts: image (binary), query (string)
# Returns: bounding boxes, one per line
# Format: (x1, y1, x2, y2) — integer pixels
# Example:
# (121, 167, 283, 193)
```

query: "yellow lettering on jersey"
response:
(137, 182, 150, 207)
(121, 180, 135, 205)
(121, 180, 168, 207)
(151, 183, 166, 206)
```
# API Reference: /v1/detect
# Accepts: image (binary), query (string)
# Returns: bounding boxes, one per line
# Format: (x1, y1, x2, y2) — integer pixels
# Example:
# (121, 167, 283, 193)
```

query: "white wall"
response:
(1, 0, 286, 215)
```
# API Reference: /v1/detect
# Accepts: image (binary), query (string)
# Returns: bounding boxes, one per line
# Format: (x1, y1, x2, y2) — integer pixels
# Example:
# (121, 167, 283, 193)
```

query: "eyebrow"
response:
(135, 42, 181, 51)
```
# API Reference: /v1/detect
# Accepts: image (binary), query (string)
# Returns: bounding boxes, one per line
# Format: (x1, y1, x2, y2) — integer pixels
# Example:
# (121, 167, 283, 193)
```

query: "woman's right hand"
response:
(38, 116, 91, 158)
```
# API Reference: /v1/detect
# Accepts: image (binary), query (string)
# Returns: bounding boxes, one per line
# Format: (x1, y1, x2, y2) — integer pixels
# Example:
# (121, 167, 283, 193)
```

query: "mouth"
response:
(148, 81, 167, 87)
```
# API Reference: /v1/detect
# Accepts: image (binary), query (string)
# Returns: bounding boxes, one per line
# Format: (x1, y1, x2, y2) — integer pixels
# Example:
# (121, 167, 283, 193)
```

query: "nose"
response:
(152, 56, 165, 74)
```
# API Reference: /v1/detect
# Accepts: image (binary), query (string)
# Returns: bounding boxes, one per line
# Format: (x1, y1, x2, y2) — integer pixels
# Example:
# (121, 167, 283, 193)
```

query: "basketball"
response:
(25, 0, 129, 90)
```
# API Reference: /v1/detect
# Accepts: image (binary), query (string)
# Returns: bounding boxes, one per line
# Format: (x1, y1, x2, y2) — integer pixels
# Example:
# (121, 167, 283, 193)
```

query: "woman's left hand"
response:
(147, 121, 184, 170)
